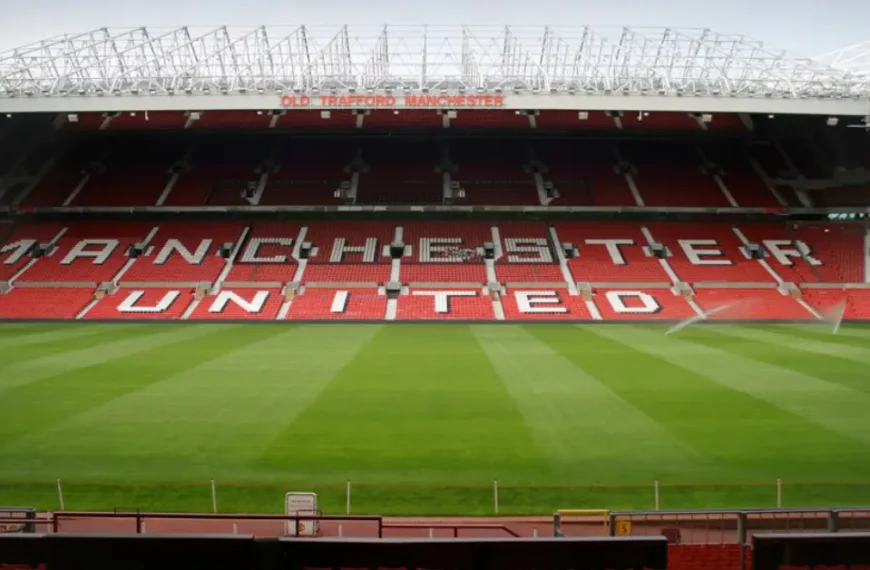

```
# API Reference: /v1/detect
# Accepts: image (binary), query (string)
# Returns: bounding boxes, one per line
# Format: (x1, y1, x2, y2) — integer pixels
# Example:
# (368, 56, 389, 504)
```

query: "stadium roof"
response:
(1, 25, 869, 117)
(818, 40, 870, 77)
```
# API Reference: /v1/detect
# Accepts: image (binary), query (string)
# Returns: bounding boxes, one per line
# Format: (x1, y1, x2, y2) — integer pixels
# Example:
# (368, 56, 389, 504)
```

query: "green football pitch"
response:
(1, 321, 869, 516)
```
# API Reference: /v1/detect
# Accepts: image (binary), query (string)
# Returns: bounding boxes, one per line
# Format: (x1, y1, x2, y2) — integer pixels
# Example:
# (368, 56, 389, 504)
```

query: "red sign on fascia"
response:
(280, 94, 505, 108)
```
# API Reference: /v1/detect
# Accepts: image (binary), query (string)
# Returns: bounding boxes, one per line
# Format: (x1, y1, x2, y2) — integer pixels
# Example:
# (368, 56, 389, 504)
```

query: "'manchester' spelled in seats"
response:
(2, 220, 868, 321)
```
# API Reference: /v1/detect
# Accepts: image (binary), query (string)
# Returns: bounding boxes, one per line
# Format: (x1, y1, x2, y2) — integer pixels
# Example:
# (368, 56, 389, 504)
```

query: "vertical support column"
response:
(534, 172, 550, 205)
(864, 227, 870, 283)
(776, 478, 783, 508)
(442, 172, 452, 203)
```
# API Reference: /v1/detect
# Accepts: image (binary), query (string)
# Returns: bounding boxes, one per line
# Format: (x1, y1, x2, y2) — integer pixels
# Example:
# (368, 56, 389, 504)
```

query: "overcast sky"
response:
(1, 0, 868, 60)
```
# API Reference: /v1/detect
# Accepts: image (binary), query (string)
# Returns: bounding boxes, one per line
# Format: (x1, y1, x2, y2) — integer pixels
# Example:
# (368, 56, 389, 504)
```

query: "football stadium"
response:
(1, 24, 870, 570)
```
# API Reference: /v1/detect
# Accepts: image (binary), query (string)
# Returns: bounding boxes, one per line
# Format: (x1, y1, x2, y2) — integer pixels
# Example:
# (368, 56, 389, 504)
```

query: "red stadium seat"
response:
(286, 288, 386, 320)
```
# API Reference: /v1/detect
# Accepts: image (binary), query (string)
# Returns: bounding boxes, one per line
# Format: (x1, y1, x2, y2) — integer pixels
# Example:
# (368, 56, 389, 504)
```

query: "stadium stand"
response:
(285, 288, 387, 320)
(262, 141, 353, 206)
(15, 222, 153, 284)
(554, 222, 671, 283)
(534, 141, 638, 207)
(395, 288, 495, 320)
(119, 222, 245, 283)
(2, 25, 870, 570)
(84, 288, 195, 320)
(0, 24, 868, 325)
(693, 288, 817, 319)
(645, 222, 777, 283)
(223, 222, 301, 284)
(1, 219, 868, 320)
(500, 289, 595, 320)
(188, 288, 286, 320)
(0, 287, 93, 319)
(592, 288, 697, 320)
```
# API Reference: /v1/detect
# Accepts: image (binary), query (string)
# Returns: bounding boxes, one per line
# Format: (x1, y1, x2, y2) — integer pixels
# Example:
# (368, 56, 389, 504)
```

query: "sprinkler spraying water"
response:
(820, 300, 847, 335)
(665, 301, 741, 335)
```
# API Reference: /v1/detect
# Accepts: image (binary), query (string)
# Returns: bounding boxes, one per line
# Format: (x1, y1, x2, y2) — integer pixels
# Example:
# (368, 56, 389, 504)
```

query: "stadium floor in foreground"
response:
(1, 321, 869, 515)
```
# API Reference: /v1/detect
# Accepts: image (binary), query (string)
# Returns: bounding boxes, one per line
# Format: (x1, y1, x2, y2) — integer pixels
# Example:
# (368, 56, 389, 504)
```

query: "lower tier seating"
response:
(593, 288, 696, 320)
(693, 288, 815, 319)
(0, 287, 93, 319)
(188, 289, 285, 320)
(84, 288, 194, 320)
(401, 263, 487, 284)
(496, 264, 566, 283)
(395, 289, 494, 320)
(303, 264, 391, 284)
(500, 288, 593, 320)
(801, 288, 870, 320)
(4, 285, 870, 321)
(285, 288, 386, 320)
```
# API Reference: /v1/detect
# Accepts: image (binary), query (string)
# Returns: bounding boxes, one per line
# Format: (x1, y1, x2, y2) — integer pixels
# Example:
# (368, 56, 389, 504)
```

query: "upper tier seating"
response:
(450, 141, 538, 205)
(701, 142, 781, 208)
(20, 142, 112, 208)
(70, 139, 184, 207)
(162, 140, 268, 207)
(19, 136, 856, 209)
(356, 142, 443, 204)
(534, 141, 637, 206)
(621, 141, 730, 207)
(261, 142, 353, 206)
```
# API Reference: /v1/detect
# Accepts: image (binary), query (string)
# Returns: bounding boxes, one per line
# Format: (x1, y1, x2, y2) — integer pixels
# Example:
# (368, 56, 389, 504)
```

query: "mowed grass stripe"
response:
(0, 323, 67, 338)
(0, 324, 217, 394)
(471, 325, 717, 482)
(259, 325, 548, 483)
(0, 323, 110, 349)
(0, 324, 247, 449)
(707, 326, 870, 394)
(574, 325, 870, 481)
(766, 323, 870, 349)
(675, 327, 870, 415)
(0, 325, 154, 367)
(592, 326, 870, 479)
(0, 325, 382, 483)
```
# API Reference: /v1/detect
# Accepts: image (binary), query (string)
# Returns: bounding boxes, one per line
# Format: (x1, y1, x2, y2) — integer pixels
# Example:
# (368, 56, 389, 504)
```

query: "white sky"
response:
(0, 0, 867, 59)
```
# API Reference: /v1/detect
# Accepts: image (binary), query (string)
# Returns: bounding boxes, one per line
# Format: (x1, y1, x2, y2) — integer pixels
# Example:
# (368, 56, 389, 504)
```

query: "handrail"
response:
(610, 506, 870, 516)
(51, 511, 385, 537)
(382, 522, 520, 538)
